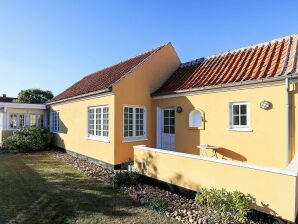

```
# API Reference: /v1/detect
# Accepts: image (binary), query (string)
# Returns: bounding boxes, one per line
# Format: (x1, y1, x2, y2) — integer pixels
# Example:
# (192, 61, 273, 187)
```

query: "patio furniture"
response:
(197, 144, 220, 158)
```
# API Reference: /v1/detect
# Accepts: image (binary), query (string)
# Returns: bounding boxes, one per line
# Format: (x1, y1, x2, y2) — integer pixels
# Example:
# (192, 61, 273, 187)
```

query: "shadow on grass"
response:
(0, 154, 145, 224)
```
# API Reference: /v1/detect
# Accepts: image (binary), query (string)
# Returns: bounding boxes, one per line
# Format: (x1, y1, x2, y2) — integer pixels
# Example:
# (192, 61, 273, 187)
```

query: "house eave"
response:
(0, 102, 46, 110)
(153, 73, 298, 99)
(46, 87, 113, 106)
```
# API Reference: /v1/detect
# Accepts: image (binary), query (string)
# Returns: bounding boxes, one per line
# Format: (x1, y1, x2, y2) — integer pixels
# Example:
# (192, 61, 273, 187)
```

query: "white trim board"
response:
(133, 145, 298, 177)
(46, 89, 113, 106)
(0, 103, 46, 110)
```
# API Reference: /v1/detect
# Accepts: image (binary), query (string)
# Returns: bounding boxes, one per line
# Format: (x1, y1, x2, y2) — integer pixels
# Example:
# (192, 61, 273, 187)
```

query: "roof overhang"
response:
(46, 87, 112, 106)
(153, 73, 298, 99)
(0, 102, 46, 111)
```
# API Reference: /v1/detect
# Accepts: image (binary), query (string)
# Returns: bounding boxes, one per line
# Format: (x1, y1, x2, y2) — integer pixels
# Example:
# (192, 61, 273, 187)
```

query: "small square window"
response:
(230, 102, 249, 130)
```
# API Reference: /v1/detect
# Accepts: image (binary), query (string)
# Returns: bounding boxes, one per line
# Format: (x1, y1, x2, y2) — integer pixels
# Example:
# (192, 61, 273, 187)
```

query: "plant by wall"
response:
(2, 128, 53, 152)
(146, 197, 168, 212)
(113, 171, 140, 188)
(195, 188, 250, 223)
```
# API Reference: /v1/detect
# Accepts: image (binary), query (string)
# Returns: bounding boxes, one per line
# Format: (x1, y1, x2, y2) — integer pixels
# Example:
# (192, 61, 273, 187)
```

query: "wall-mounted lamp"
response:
(260, 100, 272, 110)
(176, 106, 183, 113)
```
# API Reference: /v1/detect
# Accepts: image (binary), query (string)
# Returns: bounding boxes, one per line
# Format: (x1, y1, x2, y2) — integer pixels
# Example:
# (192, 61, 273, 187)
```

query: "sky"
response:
(0, 1, 297, 97)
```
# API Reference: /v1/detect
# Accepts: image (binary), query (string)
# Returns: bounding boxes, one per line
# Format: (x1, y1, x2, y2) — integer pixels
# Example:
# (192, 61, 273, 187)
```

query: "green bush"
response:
(195, 188, 250, 223)
(146, 197, 168, 212)
(2, 128, 53, 152)
(113, 171, 140, 188)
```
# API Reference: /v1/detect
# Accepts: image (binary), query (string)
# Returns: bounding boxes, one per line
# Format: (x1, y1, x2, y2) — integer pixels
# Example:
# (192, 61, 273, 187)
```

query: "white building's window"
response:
(123, 106, 146, 141)
(30, 114, 44, 128)
(19, 114, 26, 128)
(9, 114, 18, 129)
(30, 114, 37, 127)
(9, 114, 26, 129)
(37, 114, 44, 128)
(88, 106, 109, 141)
(229, 102, 250, 130)
(50, 111, 59, 133)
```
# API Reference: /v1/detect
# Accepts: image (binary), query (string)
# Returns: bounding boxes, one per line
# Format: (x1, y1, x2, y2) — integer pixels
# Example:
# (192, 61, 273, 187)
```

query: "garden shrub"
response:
(195, 188, 250, 223)
(2, 127, 53, 152)
(146, 197, 168, 212)
(113, 171, 140, 187)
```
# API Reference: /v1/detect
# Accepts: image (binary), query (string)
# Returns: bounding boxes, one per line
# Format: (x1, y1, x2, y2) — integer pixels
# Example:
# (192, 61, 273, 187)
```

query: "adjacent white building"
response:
(0, 95, 47, 144)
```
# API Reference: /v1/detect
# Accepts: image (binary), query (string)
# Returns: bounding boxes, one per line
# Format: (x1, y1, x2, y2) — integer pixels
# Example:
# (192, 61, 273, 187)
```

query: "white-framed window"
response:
(8, 113, 26, 129)
(37, 114, 44, 128)
(123, 105, 146, 142)
(50, 111, 59, 133)
(30, 114, 44, 128)
(229, 102, 250, 130)
(88, 105, 109, 141)
(30, 114, 37, 127)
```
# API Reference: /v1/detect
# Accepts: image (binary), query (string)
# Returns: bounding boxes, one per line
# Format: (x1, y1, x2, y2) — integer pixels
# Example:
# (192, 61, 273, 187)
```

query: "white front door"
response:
(161, 108, 175, 151)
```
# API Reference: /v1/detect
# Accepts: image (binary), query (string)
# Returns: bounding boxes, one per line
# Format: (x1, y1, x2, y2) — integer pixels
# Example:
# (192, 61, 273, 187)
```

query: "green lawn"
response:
(0, 153, 175, 224)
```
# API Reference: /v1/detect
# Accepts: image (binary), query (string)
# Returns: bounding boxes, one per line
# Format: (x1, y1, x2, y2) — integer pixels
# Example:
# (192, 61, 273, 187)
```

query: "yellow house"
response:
(0, 95, 47, 144)
(48, 34, 298, 221)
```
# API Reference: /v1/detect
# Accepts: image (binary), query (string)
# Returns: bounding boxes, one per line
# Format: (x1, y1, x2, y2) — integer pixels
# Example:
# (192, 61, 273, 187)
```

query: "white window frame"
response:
(29, 114, 44, 128)
(50, 111, 60, 133)
(228, 102, 251, 132)
(123, 105, 147, 142)
(8, 113, 27, 130)
(87, 105, 109, 142)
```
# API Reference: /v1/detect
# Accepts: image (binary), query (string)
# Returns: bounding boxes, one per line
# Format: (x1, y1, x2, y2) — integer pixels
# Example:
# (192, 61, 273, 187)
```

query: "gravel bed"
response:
(48, 150, 280, 224)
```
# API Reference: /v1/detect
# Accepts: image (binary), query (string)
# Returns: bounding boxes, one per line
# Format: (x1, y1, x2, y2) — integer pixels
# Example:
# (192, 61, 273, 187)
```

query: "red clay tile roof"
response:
(51, 45, 165, 102)
(0, 96, 15, 103)
(155, 34, 298, 95)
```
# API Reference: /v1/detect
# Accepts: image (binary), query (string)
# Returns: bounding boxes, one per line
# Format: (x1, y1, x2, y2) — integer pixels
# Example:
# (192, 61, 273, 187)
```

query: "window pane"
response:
(164, 110, 169, 117)
(233, 105, 239, 115)
(240, 105, 247, 115)
(30, 114, 37, 127)
(164, 117, 169, 125)
(10, 114, 17, 128)
(51, 112, 59, 132)
(95, 108, 101, 136)
(240, 115, 247, 125)
(103, 107, 109, 137)
(170, 118, 175, 126)
(37, 115, 44, 128)
(88, 109, 94, 135)
(19, 115, 26, 128)
(170, 126, 175, 134)
(164, 126, 169, 133)
(124, 107, 134, 137)
(170, 110, 175, 117)
(233, 115, 239, 125)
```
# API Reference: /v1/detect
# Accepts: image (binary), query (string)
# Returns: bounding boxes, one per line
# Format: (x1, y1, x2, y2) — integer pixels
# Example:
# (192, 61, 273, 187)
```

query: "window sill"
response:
(188, 127, 204, 130)
(122, 137, 148, 143)
(87, 136, 110, 143)
(227, 128, 253, 132)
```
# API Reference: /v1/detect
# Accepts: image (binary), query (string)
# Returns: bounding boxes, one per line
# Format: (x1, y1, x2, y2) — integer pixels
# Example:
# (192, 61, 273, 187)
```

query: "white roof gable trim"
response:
(0, 102, 46, 110)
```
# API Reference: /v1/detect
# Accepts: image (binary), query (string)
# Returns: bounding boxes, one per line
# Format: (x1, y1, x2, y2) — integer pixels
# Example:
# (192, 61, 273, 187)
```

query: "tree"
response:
(14, 89, 54, 104)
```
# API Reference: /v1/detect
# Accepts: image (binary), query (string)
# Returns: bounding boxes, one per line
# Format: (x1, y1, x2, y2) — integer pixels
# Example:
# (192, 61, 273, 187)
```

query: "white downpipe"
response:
(285, 78, 290, 166)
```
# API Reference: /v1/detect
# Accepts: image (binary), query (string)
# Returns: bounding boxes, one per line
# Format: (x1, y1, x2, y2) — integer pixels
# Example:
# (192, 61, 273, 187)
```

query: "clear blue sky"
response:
(0, 1, 297, 97)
